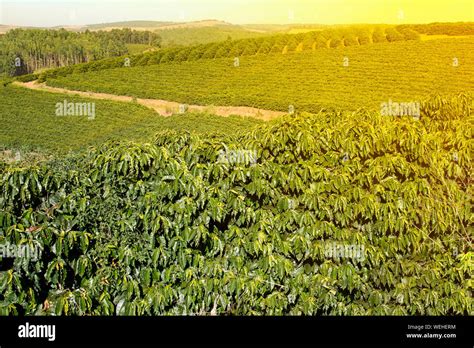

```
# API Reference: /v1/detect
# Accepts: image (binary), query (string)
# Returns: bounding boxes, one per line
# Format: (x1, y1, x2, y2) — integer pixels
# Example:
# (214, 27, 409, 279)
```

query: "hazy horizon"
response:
(0, 0, 473, 27)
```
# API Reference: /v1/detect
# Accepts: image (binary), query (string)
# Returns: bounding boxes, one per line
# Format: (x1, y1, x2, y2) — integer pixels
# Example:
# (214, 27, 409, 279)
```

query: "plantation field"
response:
(156, 25, 270, 46)
(1, 20, 473, 318)
(46, 38, 474, 112)
(125, 44, 155, 55)
(420, 34, 471, 41)
(0, 86, 262, 154)
(0, 95, 472, 315)
(36, 24, 423, 84)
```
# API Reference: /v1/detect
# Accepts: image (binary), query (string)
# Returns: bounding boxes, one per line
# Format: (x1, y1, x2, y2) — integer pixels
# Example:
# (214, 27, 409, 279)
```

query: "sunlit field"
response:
(0, 4, 472, 320)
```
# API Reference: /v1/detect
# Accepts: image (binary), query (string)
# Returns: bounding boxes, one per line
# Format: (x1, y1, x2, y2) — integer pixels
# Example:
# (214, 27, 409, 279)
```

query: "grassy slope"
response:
(46, 37, 474, 112)
(157, 26, 270, 46)
(0, 86, 262, 153)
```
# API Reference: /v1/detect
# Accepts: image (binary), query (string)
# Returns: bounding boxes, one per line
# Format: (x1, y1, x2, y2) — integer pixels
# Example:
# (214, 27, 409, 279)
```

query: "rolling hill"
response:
(43, 37, 474, 113)
(0, 85, 262, 154)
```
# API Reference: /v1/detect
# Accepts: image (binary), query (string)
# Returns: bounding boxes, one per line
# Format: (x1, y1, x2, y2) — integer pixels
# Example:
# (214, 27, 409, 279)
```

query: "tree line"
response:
(0, 28, 162, 76)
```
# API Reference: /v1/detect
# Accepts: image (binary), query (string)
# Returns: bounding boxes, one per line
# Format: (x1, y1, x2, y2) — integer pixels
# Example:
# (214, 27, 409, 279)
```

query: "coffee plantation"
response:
(42, 37, 474, 113)
(0, 85, 262, 154)
(1, 94, 472, 315)
(32, 24, 422, 83)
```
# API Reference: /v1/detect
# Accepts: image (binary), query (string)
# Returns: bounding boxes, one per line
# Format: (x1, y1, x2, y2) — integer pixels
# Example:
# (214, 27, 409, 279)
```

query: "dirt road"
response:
(14, 81, 285, 121)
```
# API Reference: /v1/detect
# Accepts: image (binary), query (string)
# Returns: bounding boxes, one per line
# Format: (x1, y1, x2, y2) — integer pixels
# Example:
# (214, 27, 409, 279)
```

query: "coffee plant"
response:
(0, 94, 472, 315)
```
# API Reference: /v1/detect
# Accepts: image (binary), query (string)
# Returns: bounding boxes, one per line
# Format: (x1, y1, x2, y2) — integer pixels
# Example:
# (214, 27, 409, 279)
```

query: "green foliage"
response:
(329, 38, 344, 48)
(22, 23, 474, 83)
(37, 25, 423, 82)
(157, 25, 270, 47)
(397, 22, 474, 36)
(385, 28, 405, 42)
(343, 35, 359, 47)
(44, 37, 474, 113)
(125, 44, 154, 55)
(0, 86, 261, 154)
(0, 76, 13, 87)
(0, 95, 472, 316)
(372, 28, 387, 43)
(14, 74, 39, 83)
(396, 28, 421, 41)
(0, 28, 161, 77)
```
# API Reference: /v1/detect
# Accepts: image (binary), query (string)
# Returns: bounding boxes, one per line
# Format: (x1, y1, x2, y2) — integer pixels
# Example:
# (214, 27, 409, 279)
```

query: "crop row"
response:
(35, 25, 422, 83)
(45, 38, 474, 113)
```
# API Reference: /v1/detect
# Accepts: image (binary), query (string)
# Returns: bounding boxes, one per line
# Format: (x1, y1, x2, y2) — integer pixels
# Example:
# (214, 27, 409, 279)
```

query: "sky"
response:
(0, 0, 473, 27)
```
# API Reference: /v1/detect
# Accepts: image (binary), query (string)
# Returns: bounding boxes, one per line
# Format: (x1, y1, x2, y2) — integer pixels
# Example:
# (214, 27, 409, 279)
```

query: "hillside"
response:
(84, 20, 278, 46)
(0, 85, 262, 155)
(6, 22, 474, 79)
(33, 24, 427, 89)
(156, 25, 271, 46)
(43, 37, 474, 112)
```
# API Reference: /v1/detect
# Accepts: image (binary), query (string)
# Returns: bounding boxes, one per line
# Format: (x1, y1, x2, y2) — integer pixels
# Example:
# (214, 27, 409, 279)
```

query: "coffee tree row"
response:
(43, 38, 474, 113)
(34, 25, 421, 83)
